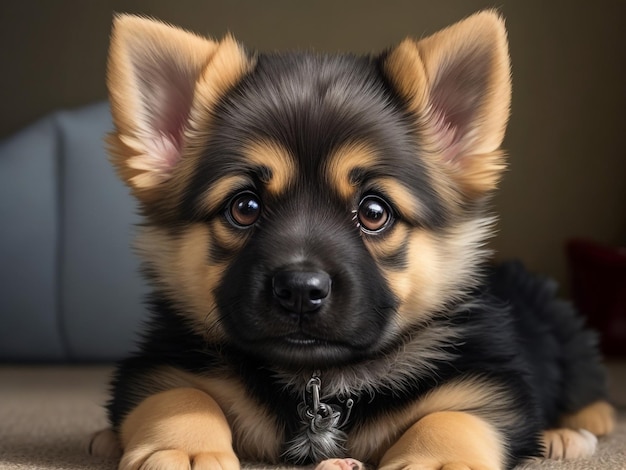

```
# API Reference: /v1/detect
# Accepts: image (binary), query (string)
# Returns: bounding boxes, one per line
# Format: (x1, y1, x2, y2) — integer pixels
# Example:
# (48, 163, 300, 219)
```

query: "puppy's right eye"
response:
(357, 195, 393, 234)
(226, 191, 262, 228)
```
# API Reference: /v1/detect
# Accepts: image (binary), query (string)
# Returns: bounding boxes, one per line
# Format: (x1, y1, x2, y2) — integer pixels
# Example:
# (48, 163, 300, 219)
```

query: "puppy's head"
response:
(107, 11, 510, 368)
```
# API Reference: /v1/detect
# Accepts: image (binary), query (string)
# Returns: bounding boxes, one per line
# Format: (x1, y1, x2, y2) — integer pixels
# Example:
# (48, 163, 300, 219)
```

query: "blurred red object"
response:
(567, 239, 626, 357)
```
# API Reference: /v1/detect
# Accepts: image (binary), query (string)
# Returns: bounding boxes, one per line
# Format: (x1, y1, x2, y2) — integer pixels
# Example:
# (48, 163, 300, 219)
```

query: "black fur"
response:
(489, 261, 608, 424)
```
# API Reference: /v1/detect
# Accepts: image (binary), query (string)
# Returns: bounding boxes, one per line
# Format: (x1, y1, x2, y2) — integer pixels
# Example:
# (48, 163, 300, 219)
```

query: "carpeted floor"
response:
(0, 365, 624, 470)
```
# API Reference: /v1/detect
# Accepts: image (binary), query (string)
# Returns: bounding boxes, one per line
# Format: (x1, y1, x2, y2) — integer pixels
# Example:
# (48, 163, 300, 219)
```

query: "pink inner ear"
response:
(428, 106, 465, 164)
(147, 132, 182, 174)
(134, 56, 198, 176)
(426, 50, 490, 164)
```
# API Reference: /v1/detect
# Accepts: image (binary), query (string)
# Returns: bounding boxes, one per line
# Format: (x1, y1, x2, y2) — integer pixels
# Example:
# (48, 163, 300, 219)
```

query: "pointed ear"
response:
(384, 10, 511, 197)
(107, 15, 250, 200)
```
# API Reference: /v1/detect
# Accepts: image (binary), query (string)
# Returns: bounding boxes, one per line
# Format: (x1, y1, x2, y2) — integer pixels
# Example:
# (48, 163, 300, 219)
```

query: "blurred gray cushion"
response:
(0, 102, 147, 362)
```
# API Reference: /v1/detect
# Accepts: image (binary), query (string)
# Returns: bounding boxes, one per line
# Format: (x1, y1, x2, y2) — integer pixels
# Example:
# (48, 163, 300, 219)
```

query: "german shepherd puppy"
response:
(90, 11, 615, 470)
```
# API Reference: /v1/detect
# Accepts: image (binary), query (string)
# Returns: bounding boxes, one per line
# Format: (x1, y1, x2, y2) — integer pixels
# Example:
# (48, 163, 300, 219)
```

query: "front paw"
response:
(89, 428, 122, 458)
(381, 461, 494, 470)
(120, 448, 239, 470)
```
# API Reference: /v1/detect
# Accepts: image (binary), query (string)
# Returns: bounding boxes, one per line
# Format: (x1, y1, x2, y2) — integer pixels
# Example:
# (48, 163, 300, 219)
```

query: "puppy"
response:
(90, 10, 615, 470)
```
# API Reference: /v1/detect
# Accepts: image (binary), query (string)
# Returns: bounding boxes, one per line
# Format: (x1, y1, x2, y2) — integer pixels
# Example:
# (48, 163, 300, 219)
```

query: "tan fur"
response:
(186, 35, 253, 148)
(191, 375, 284, 463)
(369, 177, 426, 222)
(377, 411, 504, 470)
(324, 140, 429, 220)
(382, 229, 441, 322)
(348, 377, 517, 464)
(559, 400, 616, 437)
(136, 366, 284, 463)
(382, 216, 494, 328)
(135, 224, 227, 340)
(118, 387, 239, 470)
(383, 11, 510, 199)
(431, 215, 496, 301)
(209, 218, 249, 253)
(241, 140, 296, 195)
(364, 222, 409, 262)
(384, 39, 429, 117)
(325, 142, 379, 200)
(541, 428, 597, 460)
(200, 175, 252, 215)
(197, 140, 294, 215)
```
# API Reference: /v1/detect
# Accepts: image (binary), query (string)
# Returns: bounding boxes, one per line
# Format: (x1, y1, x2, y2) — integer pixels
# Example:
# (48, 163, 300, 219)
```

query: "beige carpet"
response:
(0, 365, 624, 470)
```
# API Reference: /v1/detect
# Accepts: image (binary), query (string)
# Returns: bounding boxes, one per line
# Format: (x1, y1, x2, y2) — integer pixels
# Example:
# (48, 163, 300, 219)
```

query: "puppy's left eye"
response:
(357, 195, 393, 233)
(227, 191, 262, 228)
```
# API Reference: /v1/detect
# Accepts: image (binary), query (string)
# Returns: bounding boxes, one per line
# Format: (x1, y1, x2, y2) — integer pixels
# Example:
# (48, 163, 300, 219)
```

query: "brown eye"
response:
(357, 195, 392, 233)
(227, 191, 261, 228)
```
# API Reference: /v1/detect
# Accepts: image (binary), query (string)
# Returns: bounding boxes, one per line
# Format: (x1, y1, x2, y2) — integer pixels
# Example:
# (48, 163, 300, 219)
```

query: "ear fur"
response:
(107, 15, 250, 200)
(384, 10, 511, 197)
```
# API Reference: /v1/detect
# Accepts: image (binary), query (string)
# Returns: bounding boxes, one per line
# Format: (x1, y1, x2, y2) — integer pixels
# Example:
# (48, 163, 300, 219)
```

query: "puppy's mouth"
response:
(282, 332, 323, 346)
(242, 330, 363, 368)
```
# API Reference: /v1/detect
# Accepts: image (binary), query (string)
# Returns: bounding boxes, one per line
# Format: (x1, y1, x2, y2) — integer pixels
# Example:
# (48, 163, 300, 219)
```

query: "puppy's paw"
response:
(88, 428, 122, 458)
(379, 458, 492, 470)
(315, 458, 365, 470)
(120, 448, 239, 470)
(542, 428, 597, 460)
(380, 460, 494, 470)
(559, 400, 616, 437)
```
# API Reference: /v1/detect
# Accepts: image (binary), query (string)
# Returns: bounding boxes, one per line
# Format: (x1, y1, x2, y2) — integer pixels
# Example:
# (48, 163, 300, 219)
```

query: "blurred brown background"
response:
(1, 0, 625, 295)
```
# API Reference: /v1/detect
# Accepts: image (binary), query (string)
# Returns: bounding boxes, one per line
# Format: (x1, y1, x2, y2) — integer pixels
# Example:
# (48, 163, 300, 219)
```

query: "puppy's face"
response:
(107, 12, 510, 368)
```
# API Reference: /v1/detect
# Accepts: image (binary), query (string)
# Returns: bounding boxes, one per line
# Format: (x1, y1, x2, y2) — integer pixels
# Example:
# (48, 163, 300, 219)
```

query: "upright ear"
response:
(107, 15, 250, 201)
(384, 10, 511, 198)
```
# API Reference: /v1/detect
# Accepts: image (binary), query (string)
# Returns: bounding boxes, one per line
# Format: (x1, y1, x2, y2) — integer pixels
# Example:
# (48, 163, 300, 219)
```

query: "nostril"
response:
(274, 286, 292, 300)
(272, 270, 331, 314)
(309, 289, 323, 300)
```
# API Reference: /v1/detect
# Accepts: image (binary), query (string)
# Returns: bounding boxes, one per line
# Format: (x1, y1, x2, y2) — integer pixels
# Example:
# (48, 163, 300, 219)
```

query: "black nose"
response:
(272, 270, 331, 314)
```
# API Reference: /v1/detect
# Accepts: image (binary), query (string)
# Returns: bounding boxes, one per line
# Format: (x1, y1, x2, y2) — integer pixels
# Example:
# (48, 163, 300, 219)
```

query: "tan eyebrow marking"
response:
(369, 177, 425, 222)
(200, 175, 251, 215)
(242, 140, 296, 195)
(325, 142, 379, 200)
(326, 141, 426, 222)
